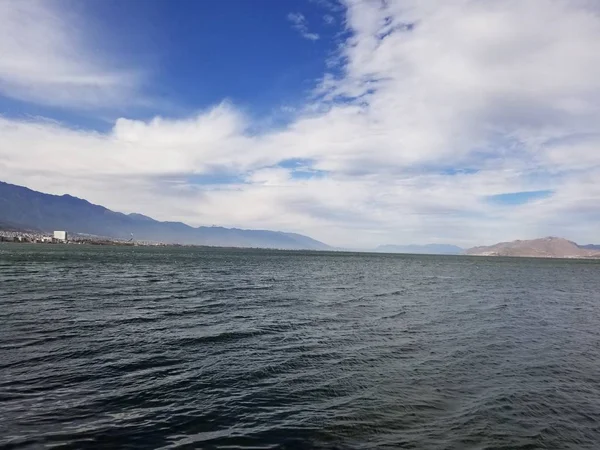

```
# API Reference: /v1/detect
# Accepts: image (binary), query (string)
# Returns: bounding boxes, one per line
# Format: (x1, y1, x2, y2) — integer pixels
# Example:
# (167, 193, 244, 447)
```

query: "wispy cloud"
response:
(323, 14, 335, 25)
(0, 0, 142, 109)
(2, 0, 600, 247)
(310, 0, 344, 13)
(287, 13, 320, 41)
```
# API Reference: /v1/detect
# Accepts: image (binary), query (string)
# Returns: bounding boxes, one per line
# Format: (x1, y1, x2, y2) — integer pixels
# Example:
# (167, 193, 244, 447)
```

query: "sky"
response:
(1, 0, 600, 248)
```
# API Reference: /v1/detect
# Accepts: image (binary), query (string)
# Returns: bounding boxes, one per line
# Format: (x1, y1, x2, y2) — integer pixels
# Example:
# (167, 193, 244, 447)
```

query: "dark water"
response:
(2, 245, 600, 449)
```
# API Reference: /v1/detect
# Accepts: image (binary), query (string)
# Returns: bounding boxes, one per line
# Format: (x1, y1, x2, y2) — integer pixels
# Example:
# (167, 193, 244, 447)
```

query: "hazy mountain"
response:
(466, 237, 600, 258)
(375, 244, 463, 255)
(579, 244, 600, 250)
(0, 181, 329, 250)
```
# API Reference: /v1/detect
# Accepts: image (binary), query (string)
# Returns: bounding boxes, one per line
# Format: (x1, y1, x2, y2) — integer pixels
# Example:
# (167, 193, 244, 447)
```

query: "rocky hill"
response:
(466, 237, 600, 259)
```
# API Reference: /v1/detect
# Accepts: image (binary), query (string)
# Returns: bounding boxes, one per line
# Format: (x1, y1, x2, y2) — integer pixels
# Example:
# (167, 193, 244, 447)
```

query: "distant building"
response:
(53, 230, 68, 241)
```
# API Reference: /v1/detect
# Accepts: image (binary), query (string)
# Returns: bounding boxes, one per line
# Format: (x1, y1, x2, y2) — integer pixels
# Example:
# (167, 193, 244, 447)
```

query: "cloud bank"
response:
(1, 0, 600, 247)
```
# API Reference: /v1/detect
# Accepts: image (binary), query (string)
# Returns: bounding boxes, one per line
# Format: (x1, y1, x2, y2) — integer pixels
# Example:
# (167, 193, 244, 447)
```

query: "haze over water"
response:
(2, 245, 600, 449)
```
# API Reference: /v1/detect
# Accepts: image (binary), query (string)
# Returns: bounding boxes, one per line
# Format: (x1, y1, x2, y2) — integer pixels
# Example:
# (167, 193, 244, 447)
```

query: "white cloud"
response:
(0, 0, 141, 108)
(287, 12, 320, 41)
(2, 0, 600, 247)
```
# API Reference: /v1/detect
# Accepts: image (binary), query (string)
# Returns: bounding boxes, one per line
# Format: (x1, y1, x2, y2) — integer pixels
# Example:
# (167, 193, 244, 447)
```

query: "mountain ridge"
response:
(0, 181, 329, 250)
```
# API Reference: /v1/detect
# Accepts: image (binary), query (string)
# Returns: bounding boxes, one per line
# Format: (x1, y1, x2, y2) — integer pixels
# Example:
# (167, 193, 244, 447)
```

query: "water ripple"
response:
(1, 245, 600, 449)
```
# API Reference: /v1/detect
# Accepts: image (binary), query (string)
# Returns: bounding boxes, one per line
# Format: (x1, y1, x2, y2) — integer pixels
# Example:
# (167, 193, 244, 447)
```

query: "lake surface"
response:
(1, 244, 600, 449)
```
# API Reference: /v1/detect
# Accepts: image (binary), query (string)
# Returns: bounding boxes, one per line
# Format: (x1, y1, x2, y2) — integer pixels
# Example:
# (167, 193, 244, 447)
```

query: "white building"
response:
(53, 230, 68, 241)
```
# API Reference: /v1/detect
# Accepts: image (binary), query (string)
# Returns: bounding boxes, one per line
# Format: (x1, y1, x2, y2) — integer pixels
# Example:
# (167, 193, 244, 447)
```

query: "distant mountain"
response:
(0, 181, 330, 250)
(375, 244, 463, 255)
(579, 244, 600, 250)
(466, 237, 600, 259)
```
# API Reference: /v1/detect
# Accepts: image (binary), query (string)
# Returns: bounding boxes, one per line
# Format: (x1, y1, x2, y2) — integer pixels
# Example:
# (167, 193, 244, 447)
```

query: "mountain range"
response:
(2, 181, 599, 257)
(0, 181, 329, 250)
(375, 244, 464, 255)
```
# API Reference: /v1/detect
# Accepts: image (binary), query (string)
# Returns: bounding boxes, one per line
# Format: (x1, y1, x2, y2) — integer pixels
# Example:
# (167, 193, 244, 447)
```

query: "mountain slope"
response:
(0, 219, 39, 232)
(466, 237, 600, 258)
(375, 244, 463, 255)
(0, 181, 329, 250)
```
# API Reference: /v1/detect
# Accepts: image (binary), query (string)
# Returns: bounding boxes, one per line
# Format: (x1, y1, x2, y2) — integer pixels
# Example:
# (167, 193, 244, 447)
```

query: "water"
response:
(1, 244, 600, 449)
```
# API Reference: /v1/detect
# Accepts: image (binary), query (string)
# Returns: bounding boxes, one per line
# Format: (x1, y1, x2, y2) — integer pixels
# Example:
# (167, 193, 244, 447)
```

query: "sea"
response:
(1, 244, 600, 449)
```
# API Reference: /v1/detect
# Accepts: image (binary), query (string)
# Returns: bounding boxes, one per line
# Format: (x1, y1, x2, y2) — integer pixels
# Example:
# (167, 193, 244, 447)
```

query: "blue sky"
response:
(87, 0, 341, 117)
(0, 0, 344, 128)
(1, 0, 600, 247)
(486, 190, 554, 206)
